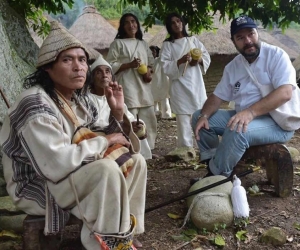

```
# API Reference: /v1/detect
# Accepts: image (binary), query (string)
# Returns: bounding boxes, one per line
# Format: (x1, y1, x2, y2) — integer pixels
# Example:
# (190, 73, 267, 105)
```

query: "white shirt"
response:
(214, 42, 297, 112)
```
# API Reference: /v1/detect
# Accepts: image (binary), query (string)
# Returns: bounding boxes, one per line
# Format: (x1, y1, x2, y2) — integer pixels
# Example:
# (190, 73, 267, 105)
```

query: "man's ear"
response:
(43, 65, 52, 73)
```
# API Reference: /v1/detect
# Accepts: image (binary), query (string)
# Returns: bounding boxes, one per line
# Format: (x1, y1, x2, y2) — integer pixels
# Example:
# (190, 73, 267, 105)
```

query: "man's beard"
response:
(239, 42, 260, 60)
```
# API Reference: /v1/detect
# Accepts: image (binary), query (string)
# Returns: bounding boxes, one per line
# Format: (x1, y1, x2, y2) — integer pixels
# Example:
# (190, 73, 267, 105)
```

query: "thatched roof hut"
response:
(271, 29, 300, 54)
(148, 26, 167, 47)
(141, 28, 153, 43)
(69, 5, 117, 57)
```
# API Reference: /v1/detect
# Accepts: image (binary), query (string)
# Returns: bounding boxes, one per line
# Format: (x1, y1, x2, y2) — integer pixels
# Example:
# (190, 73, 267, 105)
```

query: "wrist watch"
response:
(198, 114, 208, 120)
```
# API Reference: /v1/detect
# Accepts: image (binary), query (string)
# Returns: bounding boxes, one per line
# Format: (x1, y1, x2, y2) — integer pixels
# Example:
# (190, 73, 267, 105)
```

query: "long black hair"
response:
(23, 63, 92, 108)
(164, 12, 189, 42)
(115, 13, 143, 40)
(149, 45, 160, 58)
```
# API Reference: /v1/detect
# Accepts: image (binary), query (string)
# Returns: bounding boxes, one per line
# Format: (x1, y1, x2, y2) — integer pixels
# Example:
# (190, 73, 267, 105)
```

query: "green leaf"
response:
(183, 228, 197, 237)
(171, 234, 192, 241)
(293, 222, 300, 230)
(236, 230, 247, 241)
(167, 213, 182, 219)
(214, 234, 226, 247)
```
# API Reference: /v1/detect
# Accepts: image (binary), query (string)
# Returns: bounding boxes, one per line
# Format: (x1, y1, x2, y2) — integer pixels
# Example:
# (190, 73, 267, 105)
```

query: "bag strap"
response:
(242, 58, 261, 88)
(69, 174, 93, 232)
(55, 89, 81, 128)
(130, 39, 140, 61)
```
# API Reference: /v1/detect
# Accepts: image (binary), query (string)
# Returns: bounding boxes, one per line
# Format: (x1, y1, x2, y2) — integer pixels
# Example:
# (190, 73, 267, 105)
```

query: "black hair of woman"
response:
(164, 12, 190, 42)
(115, 13, 143, 40)
(149, 45, 160, 57)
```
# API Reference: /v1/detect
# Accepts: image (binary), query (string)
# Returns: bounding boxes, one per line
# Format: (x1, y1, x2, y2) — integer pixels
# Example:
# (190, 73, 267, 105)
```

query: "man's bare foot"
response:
(133, 238, 143, 248)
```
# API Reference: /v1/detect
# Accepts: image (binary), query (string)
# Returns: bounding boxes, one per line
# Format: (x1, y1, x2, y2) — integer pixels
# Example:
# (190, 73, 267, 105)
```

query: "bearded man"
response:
(192, 15, 298, 178)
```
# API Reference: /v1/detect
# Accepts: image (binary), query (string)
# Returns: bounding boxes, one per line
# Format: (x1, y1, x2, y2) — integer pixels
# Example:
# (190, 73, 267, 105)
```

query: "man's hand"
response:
(194, 117, 210, 140)
(105, 133, 130, 148)
(227, 109, 255, 133)
(105, 81, 124, 121)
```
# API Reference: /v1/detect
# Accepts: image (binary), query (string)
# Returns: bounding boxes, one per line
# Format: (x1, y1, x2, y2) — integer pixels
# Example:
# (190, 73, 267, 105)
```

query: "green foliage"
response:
(119, 0, 300, 33)
(7, 0, 74, 18)
(213, 223, 227, 232)
(235, 230, 247, 241)
(49, 0, 84, 28)
(7, 0, 74, 38)
(210, 234, 226, 247)
(171, 228, 198, 242)
(122, 4, 150, 22)
(293, 222, 300, 230)
(234, 217, 250, 229)
(27, 8, 50, 38)
(7, 0, 300, 42)
(289, 21, 300, 29)
(88, 0, 122, 19)
(101, 9, 122, 19)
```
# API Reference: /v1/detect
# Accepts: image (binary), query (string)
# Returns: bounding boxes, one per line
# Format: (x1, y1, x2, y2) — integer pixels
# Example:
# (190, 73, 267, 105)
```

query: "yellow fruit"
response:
(190, 48, 202, 60)
(137, 64, 148, 75)
(136, 125, 146, 138)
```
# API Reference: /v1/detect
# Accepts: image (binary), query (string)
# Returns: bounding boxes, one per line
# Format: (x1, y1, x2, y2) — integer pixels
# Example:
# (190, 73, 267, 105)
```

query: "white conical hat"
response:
(90, 55, 111, 72)
(36, 20, 91, 68)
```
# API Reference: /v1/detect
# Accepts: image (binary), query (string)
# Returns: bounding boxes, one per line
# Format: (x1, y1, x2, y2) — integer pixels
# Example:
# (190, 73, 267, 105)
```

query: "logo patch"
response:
(234, 82, 241, 94)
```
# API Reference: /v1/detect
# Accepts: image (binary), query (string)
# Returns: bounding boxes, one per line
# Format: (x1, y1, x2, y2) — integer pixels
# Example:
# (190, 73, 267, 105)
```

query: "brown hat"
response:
(36, 20, 91, 68)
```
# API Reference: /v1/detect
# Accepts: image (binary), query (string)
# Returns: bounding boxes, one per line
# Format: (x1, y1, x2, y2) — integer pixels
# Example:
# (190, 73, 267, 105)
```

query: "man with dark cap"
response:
(0, 21, 146, 249)
(191, 15, 300, 178)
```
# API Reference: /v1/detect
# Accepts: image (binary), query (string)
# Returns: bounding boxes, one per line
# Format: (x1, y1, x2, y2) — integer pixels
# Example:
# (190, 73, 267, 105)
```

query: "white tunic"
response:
(107, 38, 155, 108)
(151, 57, 170, 102)
(160, 36, 211, 114)
(89, 93, 135, 126)
(0, 86, 146, 241)
(89, 93, 152, 159)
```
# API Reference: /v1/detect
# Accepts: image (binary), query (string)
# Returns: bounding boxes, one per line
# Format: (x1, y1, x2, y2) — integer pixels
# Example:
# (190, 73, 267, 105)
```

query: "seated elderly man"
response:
(88, 55, 152, 160)
(0, 21, 146, 250)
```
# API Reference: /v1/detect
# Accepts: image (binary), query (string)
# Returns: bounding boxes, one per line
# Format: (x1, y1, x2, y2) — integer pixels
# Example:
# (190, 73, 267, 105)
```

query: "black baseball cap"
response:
(230, 15, 257, 37)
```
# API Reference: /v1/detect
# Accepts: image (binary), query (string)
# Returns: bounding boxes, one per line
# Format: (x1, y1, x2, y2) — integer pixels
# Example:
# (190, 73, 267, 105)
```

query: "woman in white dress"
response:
(160, 12, 211, 149)
(107, 13, 158, 157)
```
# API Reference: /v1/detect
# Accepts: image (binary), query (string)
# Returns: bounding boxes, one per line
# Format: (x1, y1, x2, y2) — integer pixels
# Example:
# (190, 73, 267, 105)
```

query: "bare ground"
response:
(7, 116, 300, 250)
(137, 116, 300, 250)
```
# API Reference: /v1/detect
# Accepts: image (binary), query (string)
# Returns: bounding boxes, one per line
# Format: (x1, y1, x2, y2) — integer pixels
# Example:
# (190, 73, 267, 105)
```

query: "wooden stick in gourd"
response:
(182, 61, 189, 76)
(182, 48, 202, 77)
